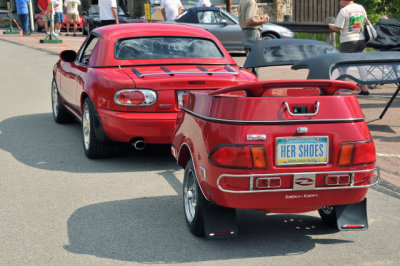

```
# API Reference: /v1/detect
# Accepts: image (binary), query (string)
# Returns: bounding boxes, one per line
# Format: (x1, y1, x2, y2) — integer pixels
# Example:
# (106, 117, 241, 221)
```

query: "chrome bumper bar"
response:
(217, 168, 380, 194)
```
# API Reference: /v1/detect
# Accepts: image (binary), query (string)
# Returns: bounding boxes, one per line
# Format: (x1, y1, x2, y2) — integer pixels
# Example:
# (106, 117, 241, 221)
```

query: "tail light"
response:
(115, 89, 157, 106)
(338, 140, 376, 166)
(209, 144, 267, 169)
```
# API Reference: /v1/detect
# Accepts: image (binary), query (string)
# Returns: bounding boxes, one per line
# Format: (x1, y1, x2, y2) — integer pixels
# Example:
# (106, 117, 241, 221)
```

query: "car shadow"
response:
(63, 182, 349, 263)
(0, 113, 180, 173)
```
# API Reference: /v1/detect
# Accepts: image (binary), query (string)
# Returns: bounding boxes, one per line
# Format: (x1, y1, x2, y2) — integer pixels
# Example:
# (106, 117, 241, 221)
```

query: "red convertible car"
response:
(51, 23, 257, 158)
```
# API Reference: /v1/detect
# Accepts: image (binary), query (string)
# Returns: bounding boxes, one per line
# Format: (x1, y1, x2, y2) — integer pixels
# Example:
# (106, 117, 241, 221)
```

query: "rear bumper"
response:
(98, 109, 177, 143)
(203, 168, 380, 212)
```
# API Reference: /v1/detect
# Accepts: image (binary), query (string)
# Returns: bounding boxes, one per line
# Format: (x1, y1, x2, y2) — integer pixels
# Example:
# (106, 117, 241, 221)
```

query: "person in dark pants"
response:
(99, 0, 119, 26)
(329, 0, 370, 95)
(238, 0, 269, 76)
(16, 0, 30, 36)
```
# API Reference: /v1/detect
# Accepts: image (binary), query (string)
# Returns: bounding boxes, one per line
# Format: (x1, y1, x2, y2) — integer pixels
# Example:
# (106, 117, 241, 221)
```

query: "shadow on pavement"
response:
(0, 113, 179, 173)
(64, 192, 348, 263)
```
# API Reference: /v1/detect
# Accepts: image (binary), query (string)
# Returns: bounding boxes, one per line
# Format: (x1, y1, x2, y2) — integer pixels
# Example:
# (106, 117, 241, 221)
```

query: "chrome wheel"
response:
(52, 81, 59, 118)
(184, 168, 197, 223)
(82, 102, 91, 151)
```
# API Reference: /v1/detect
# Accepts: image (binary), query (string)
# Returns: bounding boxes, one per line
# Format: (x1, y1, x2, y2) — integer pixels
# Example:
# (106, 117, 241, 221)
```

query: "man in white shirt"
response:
(161, 0, 184, 21)
(64, 0, 81, 36)
(328, 0, 369, 95)
(53, 0, 63, 35)
(99, 0, 119, 26)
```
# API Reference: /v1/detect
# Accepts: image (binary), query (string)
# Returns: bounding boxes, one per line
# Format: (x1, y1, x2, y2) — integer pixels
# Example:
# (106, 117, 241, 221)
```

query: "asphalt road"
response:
(0, 39, 400, 265)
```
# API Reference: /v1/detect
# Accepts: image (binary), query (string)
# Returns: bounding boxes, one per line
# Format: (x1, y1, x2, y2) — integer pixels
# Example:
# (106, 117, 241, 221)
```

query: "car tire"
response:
(261, 33, 278, 40)
(183, 159, 205, 236)
(82, 97, 112, 159)
(51, 78, 73, 123)
(318, 205, 337, 227)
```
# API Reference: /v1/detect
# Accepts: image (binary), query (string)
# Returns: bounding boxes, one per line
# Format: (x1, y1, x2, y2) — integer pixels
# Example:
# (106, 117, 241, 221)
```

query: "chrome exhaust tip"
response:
(132, 138, 146, 151)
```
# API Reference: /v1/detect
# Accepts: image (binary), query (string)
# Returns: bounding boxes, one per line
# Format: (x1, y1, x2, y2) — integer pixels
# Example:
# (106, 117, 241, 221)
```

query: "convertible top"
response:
(292, 51, 400, 120)
(292, 51, 400, 83)
(243, 39, 338, 68)
(176, 6, 222, 23)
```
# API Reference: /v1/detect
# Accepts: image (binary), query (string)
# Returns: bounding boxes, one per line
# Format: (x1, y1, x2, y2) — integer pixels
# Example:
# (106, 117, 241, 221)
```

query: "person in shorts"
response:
(38, 0, 54, 35)
(53, 0, 64, 36)
(64, 0, 81, 36)
(329, 0, 370, 95)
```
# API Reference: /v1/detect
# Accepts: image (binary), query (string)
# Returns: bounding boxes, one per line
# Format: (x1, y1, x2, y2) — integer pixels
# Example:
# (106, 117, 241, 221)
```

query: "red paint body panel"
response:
(54, 23, 256, 145)
(172, 80, 377, 213)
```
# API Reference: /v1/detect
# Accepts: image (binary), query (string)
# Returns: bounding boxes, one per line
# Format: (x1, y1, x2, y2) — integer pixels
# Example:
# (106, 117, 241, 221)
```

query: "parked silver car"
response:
(174, 6, 294, 51)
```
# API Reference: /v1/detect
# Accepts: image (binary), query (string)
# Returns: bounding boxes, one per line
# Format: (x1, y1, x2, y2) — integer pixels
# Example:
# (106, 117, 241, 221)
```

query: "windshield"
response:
(115, 37, 224, 59)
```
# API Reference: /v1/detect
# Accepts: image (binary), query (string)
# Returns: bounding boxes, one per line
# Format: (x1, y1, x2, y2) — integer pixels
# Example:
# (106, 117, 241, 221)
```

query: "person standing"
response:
(16, 0, 30, 36)
(238, 0, 269, 75)
(161, 0, 184, 21)
(53, 0, 63, 36)
(98, 0, 119, 26)
(328, 0, 369, 95)
(198, 0, 211, 7)
(64, 0, 81, 36)
(38, 0, 54, 35)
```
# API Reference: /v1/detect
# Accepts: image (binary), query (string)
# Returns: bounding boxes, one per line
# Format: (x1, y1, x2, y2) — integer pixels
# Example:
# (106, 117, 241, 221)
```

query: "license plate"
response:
(276, 136, 328, 165)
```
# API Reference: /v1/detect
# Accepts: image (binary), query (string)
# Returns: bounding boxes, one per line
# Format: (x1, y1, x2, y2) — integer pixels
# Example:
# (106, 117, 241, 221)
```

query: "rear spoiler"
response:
(209, 79, 360, 97)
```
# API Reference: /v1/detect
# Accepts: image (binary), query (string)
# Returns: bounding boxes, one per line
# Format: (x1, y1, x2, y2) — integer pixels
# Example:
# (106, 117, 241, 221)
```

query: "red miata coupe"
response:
(51, 23, 257, 158)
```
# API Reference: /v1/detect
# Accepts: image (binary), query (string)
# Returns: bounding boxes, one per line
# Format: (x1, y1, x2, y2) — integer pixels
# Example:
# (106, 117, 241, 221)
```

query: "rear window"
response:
(115, 37, 224, 59)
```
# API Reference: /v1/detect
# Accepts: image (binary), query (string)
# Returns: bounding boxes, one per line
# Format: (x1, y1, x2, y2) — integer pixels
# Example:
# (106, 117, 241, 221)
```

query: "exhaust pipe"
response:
(132, 138, 146, 151)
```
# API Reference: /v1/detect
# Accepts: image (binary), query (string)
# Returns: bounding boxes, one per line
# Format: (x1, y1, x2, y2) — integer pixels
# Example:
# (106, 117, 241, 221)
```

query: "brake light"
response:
(114, 89, 157, 106)
(338, 140, 375, 166)
(209, 145, 267, 169)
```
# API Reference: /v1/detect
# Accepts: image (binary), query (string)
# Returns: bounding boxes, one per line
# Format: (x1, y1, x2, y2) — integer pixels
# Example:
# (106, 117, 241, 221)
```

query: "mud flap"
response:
(201, 203, 238, 239)
(336, 198, 368, 231)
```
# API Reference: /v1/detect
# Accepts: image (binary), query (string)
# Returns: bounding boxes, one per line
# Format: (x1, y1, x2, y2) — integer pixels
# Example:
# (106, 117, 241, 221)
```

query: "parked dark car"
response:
(82, 5, 130, 35)
(174, 6, 294, 51)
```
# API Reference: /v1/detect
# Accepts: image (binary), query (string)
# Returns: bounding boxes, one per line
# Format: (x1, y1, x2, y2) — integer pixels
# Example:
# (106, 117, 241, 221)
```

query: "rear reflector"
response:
(341, 224, 365, 229)
(325, 174, 350, 186)
(256, 177, 281, 188)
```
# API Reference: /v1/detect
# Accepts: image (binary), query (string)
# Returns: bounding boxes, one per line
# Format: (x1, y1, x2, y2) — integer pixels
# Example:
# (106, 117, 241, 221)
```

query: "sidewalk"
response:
(1, 28, 399, 191)
(0, 30, 86, 55)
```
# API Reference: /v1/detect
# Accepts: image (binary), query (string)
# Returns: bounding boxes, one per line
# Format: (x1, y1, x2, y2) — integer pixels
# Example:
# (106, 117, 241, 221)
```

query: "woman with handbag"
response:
(329, 0, 370, 95)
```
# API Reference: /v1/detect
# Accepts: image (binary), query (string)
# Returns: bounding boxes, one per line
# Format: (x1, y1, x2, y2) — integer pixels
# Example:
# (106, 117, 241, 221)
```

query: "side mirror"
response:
(126, 11, 130, 17)
(60, 50, 77, 62)
(220, 19, 228, 25)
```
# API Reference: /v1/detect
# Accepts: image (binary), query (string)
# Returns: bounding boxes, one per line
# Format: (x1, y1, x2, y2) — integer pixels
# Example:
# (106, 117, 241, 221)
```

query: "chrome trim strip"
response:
(284, 101, 320, 117)
(177, 143, 210, 201)
(217, 168, 380, 193)
(182, 107, 365, 124)
(135, 70, 238, 78)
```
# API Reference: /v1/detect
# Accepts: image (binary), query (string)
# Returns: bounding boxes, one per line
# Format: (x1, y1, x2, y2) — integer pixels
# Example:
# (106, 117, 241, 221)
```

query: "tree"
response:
(358, 0, 400, 22)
